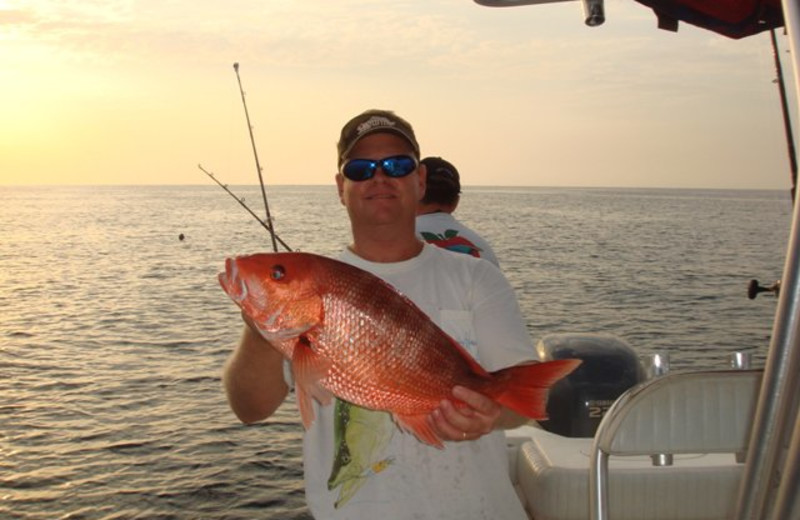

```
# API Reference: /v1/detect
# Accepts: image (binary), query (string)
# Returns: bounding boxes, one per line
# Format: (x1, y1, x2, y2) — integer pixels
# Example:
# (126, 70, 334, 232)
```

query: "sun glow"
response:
(0, 0, 791, 188)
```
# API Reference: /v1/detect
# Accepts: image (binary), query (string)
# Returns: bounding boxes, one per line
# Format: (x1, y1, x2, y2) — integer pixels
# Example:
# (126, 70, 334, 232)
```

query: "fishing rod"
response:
(233, 62, 280, 252)
(198, 164, 292, 251)
(770, 28, 797, 205)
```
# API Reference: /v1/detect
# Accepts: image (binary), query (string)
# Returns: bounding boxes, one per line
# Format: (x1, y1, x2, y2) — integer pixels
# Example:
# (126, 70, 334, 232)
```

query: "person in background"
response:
(416, 156, 500, 267)
(222, 109, 537, 519)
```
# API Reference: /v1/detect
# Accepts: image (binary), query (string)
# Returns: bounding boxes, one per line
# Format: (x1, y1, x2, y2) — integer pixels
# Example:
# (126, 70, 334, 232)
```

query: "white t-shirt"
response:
(416, 212, 500, 267)
(302, 243, 535, 520)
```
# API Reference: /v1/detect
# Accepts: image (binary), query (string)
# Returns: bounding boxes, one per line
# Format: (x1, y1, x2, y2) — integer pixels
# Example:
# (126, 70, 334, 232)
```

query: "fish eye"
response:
(271, 264, 286, 281)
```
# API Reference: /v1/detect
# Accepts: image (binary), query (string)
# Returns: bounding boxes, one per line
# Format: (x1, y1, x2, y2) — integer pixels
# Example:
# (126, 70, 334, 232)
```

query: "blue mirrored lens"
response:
(342, 155, 417, 181)
(342, 159, 377, 181)
(382, 156, 417, 177)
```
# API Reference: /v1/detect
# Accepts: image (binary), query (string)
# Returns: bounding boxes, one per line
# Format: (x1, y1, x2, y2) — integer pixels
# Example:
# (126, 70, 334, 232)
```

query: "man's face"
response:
(336, 133, 425, 228)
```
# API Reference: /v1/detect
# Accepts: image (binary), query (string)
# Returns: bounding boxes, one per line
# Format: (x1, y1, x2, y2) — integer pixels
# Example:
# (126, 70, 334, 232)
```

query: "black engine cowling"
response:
(537, 333, 646, 438)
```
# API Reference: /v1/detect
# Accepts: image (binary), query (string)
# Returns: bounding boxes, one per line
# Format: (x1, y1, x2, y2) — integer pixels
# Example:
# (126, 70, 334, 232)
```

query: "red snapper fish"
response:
(219, 252, 580, 448)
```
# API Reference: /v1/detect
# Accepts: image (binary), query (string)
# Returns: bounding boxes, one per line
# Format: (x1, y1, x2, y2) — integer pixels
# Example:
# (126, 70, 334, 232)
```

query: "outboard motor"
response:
(537, 333, 645, 438)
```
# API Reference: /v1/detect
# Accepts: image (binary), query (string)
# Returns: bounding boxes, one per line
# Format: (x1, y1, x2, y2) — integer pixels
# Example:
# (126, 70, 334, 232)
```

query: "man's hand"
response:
(427, 385, 503, 442)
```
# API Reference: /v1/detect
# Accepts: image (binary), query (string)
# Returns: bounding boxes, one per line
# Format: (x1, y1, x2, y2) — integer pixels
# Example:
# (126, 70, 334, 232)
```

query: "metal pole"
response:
(735, 3, 800, 518)
(770, 410, 800, 519)
(589, 450, 609, 520)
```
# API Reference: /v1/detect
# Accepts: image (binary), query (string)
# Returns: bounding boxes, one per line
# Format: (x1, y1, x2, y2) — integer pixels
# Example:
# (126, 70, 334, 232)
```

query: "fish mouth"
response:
(218, 257, 248, 303)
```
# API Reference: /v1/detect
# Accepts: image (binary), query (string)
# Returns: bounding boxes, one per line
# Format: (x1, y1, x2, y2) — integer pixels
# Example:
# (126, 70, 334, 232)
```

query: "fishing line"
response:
(198, 164, 292, 251)
(233, 62, 280, 252)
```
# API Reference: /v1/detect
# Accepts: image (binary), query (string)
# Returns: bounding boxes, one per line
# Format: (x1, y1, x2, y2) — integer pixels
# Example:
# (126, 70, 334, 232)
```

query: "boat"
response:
(470, 1, 800, 519)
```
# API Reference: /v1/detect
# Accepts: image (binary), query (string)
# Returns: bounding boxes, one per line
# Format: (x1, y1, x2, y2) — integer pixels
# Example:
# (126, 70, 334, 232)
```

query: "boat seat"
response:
(514, 370, 762, 520)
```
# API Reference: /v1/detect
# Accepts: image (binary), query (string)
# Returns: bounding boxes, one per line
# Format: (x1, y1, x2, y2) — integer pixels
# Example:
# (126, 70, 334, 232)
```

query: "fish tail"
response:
(492, 359, 581, 420)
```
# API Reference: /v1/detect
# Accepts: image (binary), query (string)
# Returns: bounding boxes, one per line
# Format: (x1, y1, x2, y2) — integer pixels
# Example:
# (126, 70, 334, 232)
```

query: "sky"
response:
(1, 0, 797, 189)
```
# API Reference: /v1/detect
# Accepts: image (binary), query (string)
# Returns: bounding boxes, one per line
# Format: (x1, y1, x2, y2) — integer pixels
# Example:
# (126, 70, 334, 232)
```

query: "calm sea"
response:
(0, 185, 792, 519)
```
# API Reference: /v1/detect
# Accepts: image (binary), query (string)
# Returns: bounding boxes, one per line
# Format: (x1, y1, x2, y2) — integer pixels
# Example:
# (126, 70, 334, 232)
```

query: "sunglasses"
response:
(341, 155, 418, 182)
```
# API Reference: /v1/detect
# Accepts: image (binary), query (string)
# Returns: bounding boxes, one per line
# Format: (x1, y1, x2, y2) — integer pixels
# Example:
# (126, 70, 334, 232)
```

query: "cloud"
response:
(0, 8, 35, 25)
(4, 0, 774, 89)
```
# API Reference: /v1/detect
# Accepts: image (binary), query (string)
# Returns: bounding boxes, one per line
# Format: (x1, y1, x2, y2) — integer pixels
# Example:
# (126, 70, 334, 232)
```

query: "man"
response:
(416, 155, 500, 266)
(223, 109, 537, 519)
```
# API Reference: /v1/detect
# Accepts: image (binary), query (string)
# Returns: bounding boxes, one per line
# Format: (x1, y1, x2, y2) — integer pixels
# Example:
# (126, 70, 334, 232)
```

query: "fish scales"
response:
(315, 262, 462, 413)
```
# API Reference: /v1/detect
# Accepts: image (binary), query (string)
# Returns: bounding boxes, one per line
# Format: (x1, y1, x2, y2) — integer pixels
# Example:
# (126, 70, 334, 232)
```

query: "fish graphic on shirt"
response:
(327, 398, 395, 508)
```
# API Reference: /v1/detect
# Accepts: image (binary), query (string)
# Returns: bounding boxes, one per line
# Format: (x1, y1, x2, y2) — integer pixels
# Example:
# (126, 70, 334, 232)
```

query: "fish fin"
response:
(492, 359, 582, 420)
(393, 413, 444, 449)
(295, 382, 316, 429)
(291, 335, 334, 428)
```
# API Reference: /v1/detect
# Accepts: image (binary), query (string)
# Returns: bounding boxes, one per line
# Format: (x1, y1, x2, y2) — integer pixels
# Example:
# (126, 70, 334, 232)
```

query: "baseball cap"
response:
(337, 109, 420, 165)
(420, 156, 461, 202)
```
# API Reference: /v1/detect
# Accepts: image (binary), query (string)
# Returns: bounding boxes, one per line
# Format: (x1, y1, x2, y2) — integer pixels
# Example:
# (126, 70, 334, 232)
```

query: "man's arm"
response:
(223, 322, 289, 424)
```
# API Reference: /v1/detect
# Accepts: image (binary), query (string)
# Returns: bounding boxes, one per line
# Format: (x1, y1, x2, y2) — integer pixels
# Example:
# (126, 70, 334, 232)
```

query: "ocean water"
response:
(0, 185, 792, 519)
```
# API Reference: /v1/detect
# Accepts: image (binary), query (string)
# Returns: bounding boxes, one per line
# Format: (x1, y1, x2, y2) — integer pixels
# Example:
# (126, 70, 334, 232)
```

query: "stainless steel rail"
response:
(735, 3, 800, 518)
